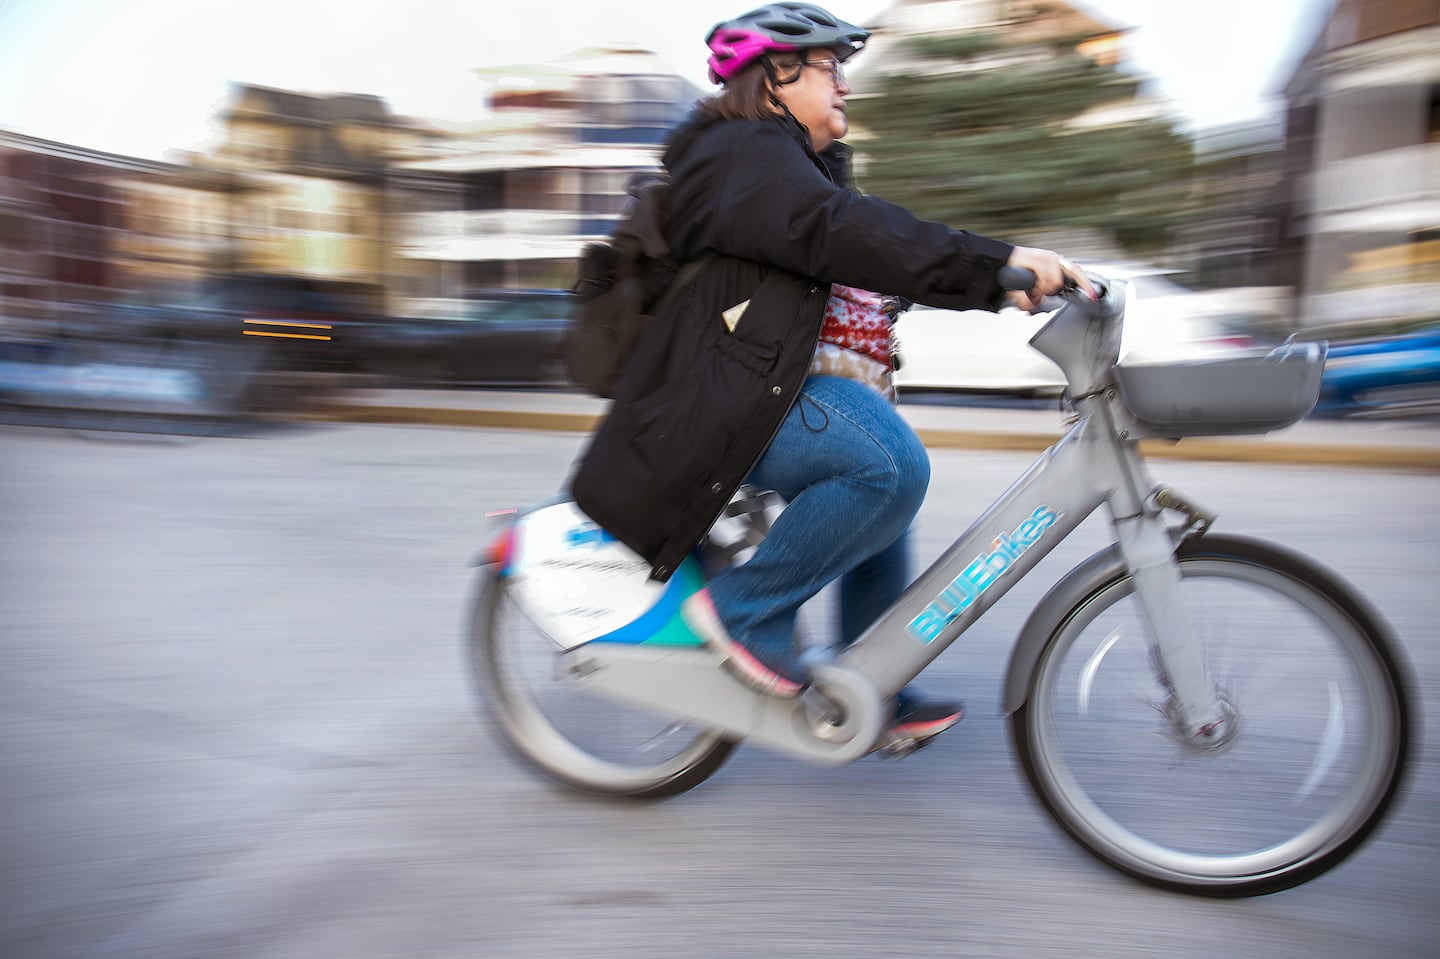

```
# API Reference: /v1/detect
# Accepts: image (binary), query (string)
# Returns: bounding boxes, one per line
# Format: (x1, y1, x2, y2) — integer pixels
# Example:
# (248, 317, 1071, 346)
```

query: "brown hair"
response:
(698, 51, 805, 122)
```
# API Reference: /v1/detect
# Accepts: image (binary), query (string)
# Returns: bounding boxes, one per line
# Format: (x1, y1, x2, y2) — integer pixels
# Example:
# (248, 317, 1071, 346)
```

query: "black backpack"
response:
(566, 173, 706, 399)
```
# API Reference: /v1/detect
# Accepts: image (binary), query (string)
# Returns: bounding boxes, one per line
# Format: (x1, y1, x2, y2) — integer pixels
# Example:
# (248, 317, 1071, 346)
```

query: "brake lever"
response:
(1064, 274, 1104, 302)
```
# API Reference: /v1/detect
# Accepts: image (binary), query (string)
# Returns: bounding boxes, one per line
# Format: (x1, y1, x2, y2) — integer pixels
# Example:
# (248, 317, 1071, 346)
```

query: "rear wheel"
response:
(1013, 535, 1411, 896)
(469, 565, 737, 799)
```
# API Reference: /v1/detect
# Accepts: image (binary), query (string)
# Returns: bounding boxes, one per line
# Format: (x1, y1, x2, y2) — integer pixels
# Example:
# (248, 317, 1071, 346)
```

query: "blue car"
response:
(1316, 326, 1440, 416)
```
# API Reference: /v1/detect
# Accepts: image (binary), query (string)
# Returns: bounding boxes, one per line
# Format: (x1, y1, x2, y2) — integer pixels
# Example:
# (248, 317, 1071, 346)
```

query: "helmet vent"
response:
(763, 21, 813, 36)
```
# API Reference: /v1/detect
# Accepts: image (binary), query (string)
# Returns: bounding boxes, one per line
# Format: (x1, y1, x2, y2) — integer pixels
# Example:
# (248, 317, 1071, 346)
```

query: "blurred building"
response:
(109, 164, 241, 298)
(387, 46, 702, 315)
(1281, 0, 1440, 328)
(0, 131, 136, 321)
(0, 131, 242, 327)
(2, 87, 426, 326)
(1176, 121, 1290, 291)
(1, 54, 706, 325)
(0, 132, 49, 321)
(196, 84, 426, 292)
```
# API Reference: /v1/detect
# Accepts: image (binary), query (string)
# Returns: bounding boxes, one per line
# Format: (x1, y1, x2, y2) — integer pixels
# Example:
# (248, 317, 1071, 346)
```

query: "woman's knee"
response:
(891, 435, 930, 514)
(857, 409, 929, 493)
(853, 420, 929, 515)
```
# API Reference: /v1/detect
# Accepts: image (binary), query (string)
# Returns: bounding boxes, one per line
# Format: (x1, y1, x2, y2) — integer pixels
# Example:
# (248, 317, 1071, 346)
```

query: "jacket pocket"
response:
(624, 334, 775, 504)
(715, 330, 779, 377)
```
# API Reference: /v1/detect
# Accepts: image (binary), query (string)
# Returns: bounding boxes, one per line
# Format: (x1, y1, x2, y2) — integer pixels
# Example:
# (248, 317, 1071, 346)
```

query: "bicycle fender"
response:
(1002, 543, 1129, 715)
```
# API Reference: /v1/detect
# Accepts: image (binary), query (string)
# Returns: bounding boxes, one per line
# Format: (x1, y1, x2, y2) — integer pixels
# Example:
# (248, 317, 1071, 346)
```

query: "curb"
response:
(311, 404, 604, 434)
(311, 402, 1440, 473)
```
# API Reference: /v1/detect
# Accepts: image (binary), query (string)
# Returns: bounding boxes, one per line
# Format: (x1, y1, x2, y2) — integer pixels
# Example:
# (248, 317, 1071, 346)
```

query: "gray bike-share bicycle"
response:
(468, 268, 1412, 897)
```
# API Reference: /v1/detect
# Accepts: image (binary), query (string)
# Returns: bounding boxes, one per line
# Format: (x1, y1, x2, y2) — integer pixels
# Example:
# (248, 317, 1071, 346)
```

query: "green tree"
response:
(848, 33, 1195, 255)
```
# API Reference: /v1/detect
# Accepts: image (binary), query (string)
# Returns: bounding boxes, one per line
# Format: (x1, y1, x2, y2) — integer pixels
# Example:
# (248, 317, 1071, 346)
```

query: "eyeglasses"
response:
(804, 59, 845, 86)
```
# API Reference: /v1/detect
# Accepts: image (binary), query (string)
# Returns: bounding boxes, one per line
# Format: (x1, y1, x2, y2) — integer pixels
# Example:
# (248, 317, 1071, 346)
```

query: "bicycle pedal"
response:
(872, 732, 930, 759)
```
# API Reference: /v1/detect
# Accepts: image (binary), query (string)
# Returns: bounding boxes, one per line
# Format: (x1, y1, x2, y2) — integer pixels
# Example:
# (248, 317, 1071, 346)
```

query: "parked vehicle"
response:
(895, 267, 1282, 396)
(201, 273, 385, 375)
(1315, 325, 1440, 417)
(362, 290, 572, 387)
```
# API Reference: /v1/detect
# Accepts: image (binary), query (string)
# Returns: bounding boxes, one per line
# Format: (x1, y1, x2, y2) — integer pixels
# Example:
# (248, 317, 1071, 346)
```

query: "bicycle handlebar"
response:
(997, 266, 1040, 292)
(997, 266, 1103, 297)
(1002, 264, 1111, 321)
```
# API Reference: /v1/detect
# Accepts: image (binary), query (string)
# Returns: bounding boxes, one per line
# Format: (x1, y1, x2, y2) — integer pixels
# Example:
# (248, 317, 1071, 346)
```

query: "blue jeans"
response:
(706, 375, 930, 658)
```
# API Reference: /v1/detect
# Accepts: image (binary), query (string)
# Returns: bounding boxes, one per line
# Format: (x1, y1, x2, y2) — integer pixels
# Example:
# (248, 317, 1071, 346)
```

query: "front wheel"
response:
(1013, 535, 1412, 896)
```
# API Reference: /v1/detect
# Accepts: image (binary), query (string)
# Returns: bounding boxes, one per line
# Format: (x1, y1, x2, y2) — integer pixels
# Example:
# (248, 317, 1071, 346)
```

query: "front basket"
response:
(1113, 339, 1327, 438)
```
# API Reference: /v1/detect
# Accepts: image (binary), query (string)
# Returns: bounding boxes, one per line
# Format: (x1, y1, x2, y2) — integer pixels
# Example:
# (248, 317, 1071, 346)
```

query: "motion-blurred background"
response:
(1, 0, 1436, 424)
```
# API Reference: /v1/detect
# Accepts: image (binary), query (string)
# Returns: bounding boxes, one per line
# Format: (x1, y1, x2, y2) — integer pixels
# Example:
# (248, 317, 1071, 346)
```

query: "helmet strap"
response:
(769, 91, 796, 120)
(759, 57, 779, 88)
(765, 85, 809, 146)
(760, 55, 803, 87)
(760, 55, 806, 121)
(760, 55, 806, 124)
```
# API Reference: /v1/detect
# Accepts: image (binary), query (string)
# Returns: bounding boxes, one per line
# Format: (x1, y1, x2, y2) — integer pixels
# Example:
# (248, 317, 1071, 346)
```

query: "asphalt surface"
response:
(1, 421, 1435, 959)
(311, 387, 1440, 472)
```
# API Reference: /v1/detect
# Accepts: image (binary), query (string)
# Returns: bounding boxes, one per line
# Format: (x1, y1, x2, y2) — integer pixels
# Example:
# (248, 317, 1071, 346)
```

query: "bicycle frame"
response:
(838, 386, 1223, 732)
(557, 280, 1231, 764)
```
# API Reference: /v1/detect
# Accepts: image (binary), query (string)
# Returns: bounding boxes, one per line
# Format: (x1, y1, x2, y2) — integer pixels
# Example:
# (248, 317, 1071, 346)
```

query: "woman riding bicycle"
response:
(571, 1, 1094, 745)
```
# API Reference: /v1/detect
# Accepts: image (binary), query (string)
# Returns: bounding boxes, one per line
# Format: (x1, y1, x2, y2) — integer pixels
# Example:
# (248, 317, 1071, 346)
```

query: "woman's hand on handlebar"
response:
(1003, 247, 1097, 312)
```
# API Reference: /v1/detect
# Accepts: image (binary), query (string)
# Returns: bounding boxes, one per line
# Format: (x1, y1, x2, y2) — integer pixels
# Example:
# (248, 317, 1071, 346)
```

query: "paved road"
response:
(1, 421, 1436, 959)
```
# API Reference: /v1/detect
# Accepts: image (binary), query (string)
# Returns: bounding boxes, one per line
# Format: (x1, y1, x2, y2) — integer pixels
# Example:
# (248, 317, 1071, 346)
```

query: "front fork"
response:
(1113, 493, 1231, 744)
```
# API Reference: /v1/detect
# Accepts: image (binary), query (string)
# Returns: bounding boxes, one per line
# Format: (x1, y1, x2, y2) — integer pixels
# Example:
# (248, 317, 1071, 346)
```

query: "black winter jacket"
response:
(571, 110, 1015, 581)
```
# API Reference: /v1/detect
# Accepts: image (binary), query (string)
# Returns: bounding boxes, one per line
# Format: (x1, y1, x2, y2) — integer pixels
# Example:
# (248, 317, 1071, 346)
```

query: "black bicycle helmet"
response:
(706, 3, 870, 84)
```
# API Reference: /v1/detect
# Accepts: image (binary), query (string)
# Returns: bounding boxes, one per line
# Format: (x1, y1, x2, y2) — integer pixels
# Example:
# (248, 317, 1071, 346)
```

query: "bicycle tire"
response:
(468, 564, 738, 799)
(1012, 534, 1412, 897)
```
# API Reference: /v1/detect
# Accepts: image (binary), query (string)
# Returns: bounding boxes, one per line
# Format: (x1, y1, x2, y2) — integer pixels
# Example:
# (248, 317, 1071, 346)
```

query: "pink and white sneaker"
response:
(681, 588, 806, 699)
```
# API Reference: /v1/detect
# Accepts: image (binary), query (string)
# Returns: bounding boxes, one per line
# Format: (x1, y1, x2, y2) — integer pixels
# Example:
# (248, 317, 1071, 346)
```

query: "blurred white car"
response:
(893, 266, 1281, 396)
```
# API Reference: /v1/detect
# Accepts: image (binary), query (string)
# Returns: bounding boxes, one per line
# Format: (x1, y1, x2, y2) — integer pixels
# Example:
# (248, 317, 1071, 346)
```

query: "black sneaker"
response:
(889, 686, 964, 743)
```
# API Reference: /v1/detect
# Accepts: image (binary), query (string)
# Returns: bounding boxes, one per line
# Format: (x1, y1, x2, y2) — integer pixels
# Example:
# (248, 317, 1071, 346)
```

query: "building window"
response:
(580, 170, 629, 215)
(464, 172, 504, 211)
(575, 75, 690, 145)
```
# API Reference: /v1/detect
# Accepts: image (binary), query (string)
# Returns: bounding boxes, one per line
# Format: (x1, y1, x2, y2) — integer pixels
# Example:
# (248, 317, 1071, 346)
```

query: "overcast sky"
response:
(0, 0, 1332, 161)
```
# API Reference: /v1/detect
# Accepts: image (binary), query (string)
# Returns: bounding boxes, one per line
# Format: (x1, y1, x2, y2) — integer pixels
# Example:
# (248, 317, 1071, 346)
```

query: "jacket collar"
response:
(664, 107, 847, 187)
(818, 141, 854, 190)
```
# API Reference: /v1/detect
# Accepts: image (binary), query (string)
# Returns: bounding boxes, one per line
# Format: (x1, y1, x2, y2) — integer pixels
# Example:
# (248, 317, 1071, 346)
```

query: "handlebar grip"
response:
(998, 265, 1102, 302)
(998, 266, 1037, 292)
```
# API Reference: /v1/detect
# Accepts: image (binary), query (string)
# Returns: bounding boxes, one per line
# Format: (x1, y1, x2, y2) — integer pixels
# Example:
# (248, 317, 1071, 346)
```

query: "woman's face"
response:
(772, 49, 851, 151)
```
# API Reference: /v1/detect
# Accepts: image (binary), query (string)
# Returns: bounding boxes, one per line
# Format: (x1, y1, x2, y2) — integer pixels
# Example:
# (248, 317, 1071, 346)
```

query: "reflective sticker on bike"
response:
(506, 501, 707, 649)
(564, 523, 618, 549)
(908, 505, 1062, 644)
